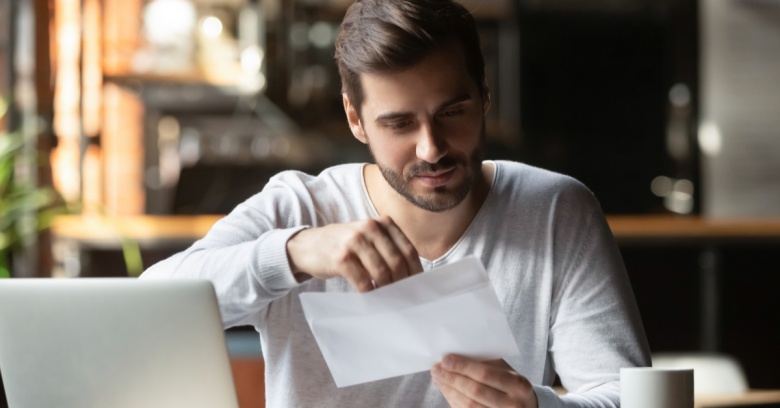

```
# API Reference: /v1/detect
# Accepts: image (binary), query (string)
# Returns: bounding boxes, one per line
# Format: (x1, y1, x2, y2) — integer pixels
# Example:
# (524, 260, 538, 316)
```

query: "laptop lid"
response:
(0, 279, 239, 408)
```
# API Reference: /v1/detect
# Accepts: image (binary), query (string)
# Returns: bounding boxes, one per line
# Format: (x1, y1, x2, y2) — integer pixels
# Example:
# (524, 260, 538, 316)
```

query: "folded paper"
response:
(299, 256, 520, 387)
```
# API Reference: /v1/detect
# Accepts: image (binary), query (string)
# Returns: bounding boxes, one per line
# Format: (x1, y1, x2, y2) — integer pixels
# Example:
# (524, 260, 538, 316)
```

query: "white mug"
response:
(620, 367, 694, 408)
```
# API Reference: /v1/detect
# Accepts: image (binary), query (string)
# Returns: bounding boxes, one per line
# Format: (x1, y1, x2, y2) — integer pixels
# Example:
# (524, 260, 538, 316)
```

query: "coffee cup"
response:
(620, 367, 694, 408)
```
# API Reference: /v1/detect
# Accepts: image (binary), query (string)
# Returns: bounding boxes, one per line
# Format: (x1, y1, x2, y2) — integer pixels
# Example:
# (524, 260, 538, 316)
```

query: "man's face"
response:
(344, 43, 490, 212)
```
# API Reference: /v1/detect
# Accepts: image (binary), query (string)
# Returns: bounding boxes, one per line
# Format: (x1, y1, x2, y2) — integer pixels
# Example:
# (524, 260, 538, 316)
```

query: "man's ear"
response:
(481, 83, 491, 115)
(343, 94, 367, 144)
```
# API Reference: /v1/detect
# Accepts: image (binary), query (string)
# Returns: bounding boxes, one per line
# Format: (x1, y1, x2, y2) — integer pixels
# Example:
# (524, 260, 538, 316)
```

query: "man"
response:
(141, 0, 650, 406)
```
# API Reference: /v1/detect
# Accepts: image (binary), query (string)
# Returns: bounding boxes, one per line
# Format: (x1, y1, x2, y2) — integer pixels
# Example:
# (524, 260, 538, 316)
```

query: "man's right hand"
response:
(285, 215, 423, 292)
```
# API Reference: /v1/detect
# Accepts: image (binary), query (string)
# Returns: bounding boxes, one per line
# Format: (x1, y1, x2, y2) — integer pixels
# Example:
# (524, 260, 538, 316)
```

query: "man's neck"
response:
(364, 162, 494, 261)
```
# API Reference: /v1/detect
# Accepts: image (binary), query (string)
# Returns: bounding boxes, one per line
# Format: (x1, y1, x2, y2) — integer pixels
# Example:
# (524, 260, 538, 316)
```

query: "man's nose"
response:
(416, 124, 448, 164)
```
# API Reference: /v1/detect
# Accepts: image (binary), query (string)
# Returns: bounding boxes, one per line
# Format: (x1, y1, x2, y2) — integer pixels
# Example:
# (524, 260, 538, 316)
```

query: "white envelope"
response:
(299, 256, 520, 388)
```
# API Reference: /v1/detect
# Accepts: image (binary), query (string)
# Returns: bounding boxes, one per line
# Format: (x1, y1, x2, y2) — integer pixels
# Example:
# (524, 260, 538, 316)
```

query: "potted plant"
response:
(0, 97, 60, 278)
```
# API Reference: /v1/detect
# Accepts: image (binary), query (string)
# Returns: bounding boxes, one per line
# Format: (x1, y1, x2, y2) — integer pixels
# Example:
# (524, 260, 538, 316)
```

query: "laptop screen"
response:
(0, 279, 238, 408)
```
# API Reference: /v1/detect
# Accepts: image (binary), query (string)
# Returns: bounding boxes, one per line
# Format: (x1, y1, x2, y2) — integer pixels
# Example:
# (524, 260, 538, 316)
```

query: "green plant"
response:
(0, 100, 61, 278)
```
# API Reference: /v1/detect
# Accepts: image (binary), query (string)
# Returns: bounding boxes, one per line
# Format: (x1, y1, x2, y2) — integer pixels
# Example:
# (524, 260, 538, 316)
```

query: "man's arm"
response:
(539, 206, 650, 406)
(432, 192, 650, 407)
(140, 198, 308, 328)
(286, 215, 422, 292)
(142, 175, 422, 327)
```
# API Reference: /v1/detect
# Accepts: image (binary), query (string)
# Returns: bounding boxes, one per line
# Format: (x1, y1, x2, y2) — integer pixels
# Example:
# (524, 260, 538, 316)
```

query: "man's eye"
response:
(388, 121, 411, 130)
(440, 108, 465, 118)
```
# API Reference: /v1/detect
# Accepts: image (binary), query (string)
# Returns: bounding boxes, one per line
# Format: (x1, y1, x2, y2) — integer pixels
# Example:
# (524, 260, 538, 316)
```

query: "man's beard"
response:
(368, 125, 486, 213)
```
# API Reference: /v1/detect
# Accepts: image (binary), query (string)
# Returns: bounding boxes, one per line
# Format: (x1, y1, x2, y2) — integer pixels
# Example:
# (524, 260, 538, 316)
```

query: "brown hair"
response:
(335, 0, 486, 117)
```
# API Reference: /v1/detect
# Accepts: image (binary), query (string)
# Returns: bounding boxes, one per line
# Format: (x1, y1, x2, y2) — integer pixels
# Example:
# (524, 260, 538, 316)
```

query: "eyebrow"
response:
(374, 93, 473, 123)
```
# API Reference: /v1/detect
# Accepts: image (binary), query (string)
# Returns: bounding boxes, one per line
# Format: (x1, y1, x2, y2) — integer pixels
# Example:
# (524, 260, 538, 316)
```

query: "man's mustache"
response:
(406, 155, 461, 178)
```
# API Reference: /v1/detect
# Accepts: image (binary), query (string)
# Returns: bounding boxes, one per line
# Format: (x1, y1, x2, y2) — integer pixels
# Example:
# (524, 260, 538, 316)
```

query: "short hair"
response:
(335, 0, 486, 117)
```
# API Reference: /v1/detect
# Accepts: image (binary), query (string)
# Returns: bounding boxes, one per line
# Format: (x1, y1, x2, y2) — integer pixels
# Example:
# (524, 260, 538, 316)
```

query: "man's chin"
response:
(377, 160, 477, 212)
(406, 190, 465, 213)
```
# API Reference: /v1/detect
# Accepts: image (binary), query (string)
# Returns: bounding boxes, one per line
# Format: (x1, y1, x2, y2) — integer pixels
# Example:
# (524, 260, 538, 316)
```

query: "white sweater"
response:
(141, 160, 650, 407)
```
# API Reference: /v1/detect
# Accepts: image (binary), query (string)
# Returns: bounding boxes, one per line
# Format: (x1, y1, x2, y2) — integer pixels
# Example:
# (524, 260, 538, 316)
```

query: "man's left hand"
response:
(431, 354, 538, 408)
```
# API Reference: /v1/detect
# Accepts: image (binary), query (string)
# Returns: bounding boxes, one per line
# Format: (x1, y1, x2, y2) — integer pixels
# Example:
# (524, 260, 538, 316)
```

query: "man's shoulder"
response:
(269, 163, 364, 186)
(491, 160, 601, 215)
(258, 163, 368, 207)
(493, 160, 591, 195)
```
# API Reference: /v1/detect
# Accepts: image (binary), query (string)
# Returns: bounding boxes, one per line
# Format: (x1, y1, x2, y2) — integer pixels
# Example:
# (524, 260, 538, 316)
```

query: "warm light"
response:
(673, 179, 694, 196)
(654, 176, 695, 214)
(239, 72, 267, 94)
(669, 83, 691, 108)
(698, 122, 722, 156)
(665, 192, 694, 215)
(82, 145, 103, 215)
(289, 22, 309, 50)
(661, 178, 695, 215)
(309, 22, 334, 49)
(103, 0, 143, 74)
(251, 136, 271, 159)
(82, 0, 102, 138)
(201, 16, 223, 38)
(239, 46, 266, 93)
(179, 128, 201, 167)
(103, 83, 145, 215)
(52, 0, 82, 203)
(157, 116, 180, 142)
(50, 141, 81, 203)
(651, 176, 673, 197)
(143, 0, 196, 46)
(241, 46, 263, 74)
(157, 116, 181, 188)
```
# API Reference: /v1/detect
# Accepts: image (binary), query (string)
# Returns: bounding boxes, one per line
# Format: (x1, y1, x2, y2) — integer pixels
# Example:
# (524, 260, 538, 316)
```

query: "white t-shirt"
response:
(142, 160, 650, 407)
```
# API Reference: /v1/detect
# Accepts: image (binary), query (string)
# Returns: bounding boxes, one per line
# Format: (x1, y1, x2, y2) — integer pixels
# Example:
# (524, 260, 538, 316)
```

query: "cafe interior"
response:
(1, 0, 779, 406)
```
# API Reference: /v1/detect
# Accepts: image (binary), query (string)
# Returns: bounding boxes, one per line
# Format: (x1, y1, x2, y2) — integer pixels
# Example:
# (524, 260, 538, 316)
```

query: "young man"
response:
(141, 0, 650, 406)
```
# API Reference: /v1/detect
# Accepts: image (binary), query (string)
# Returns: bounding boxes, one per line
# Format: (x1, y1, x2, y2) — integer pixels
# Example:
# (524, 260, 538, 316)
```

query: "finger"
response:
(354, 219, 409, 286)
(434, 380, 488, 408)
(484, 358, 513, 371)
(349, 221, 395, 287)
(442, 355, 537, 406)
(434, 362, 510, 407)
(432, 369, 467, 408)
(336, 253, 375, 293)
(442, 354, 525, 393)
(434, 363, 503, 407)
(378, 216, 422, 277)
(363, 219, 413, 284)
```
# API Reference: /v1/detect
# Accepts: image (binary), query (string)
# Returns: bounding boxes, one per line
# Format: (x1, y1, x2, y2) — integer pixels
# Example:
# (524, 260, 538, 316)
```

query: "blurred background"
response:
(1, 0, 779, 406)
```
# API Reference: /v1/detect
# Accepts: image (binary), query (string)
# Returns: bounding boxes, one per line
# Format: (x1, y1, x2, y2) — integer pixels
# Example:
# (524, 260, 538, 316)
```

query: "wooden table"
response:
(52, 214, 780, 248)
(50, 215, 223, 278)
(608, 215, 780, 351)
(51, 214, 222, 249)
(608, 215, 780, 246)
(553, 387, 780, 406)
(695, 390, 780, 407)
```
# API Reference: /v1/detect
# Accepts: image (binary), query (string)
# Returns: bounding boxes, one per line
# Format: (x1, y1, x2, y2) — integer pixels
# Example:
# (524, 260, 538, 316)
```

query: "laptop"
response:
(0, 279, 239, 408)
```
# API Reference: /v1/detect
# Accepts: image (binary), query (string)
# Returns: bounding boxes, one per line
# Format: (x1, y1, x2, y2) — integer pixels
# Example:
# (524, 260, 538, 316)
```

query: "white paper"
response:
(299, 256, 520, 388)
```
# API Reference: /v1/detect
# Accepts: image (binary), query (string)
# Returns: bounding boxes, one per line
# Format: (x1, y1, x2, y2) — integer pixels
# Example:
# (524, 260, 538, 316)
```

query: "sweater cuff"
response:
(533, 384, 562, 408)
(254, 226, 310, 293)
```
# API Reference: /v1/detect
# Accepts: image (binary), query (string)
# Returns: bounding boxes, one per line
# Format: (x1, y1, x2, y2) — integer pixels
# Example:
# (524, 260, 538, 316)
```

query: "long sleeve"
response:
(138, 161, 652, 407)
(140, 173, 314, 328)
(536, 189, 651, 407)
(469, 163, 650, 407)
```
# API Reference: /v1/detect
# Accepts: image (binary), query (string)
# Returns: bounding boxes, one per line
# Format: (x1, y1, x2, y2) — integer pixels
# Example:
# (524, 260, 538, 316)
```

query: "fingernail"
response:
(442, 355, 454, 369)
(431, 365, 443, 379)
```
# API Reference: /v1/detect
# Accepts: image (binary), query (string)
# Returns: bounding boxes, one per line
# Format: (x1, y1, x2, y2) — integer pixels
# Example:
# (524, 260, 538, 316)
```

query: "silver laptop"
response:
(0, 279, 239, 408)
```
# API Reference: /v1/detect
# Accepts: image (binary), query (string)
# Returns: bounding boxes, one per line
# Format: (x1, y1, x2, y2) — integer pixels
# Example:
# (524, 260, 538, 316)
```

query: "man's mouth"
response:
(414, 167, 456, 187)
